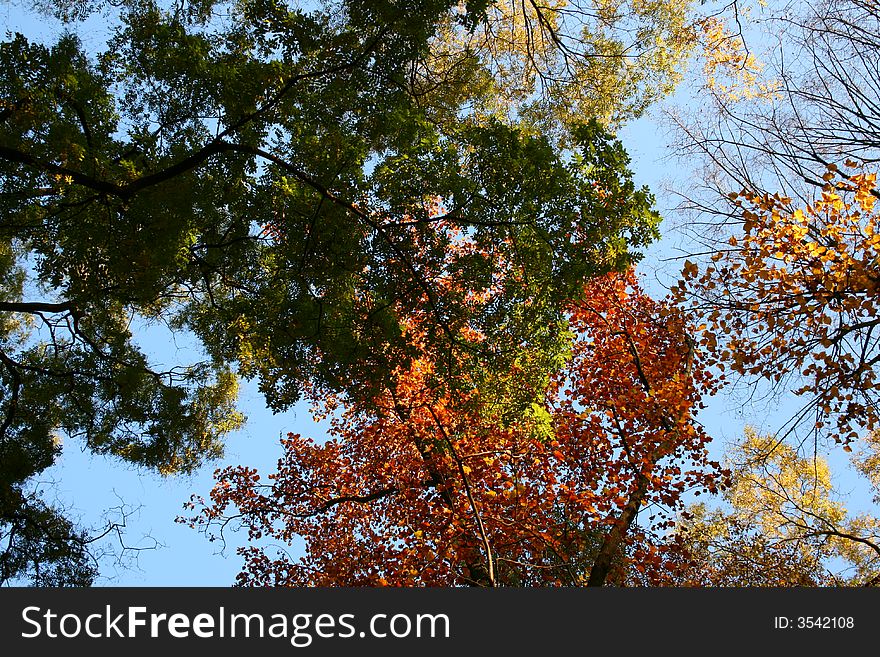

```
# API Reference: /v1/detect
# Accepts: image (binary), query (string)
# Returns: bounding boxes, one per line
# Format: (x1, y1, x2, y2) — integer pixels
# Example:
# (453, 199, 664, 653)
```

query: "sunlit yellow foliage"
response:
(726, 429, 845, 538)
(698, 14, 780, 102)
(423, 0, 697, 134)
(852, 431, 880, 503)
(673, 429, 880, 585)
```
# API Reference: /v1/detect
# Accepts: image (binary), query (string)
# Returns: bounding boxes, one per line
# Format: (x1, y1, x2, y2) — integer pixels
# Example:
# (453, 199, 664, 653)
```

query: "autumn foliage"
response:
(676, 169, 880, 445)
(663, 428, 880, 586)
(185, 269, 721, 586)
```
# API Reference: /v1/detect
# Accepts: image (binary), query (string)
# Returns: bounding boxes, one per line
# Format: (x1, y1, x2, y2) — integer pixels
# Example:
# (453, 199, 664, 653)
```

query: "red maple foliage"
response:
(184, 269, 721, 586)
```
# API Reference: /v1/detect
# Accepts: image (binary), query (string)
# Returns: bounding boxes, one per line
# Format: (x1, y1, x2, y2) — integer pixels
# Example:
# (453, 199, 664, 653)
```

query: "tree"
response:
(661, 0, 880, 587)
(665, 2, 880, 443)
(183, 269, 721, 586)
(0, 487, 99, 586)
(675, 170, 880, 446)
(663, 428, 880, 586)
(1, 0, 697, 583)
(423, 0, 697, 137)
(671, 0, 880, 223)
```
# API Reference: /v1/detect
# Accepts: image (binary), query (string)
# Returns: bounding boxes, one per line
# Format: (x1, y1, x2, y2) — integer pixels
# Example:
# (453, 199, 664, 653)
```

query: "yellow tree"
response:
(664, 0, 880, 587)
(668, 429, 880, 586)
(669, 169, 880, 586)
(417, 0, 699, 136)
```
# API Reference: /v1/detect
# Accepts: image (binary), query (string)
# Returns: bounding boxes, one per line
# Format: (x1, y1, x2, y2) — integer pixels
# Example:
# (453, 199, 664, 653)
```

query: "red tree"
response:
(184, 269, 720, 586)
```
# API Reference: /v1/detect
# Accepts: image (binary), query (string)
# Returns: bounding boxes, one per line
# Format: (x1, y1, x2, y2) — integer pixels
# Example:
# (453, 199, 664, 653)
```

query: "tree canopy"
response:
(0, 0, 693, 584)
(12, 0, 879, 589)
(184, 269, 721, 586)
(665, 0, 880, 586)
